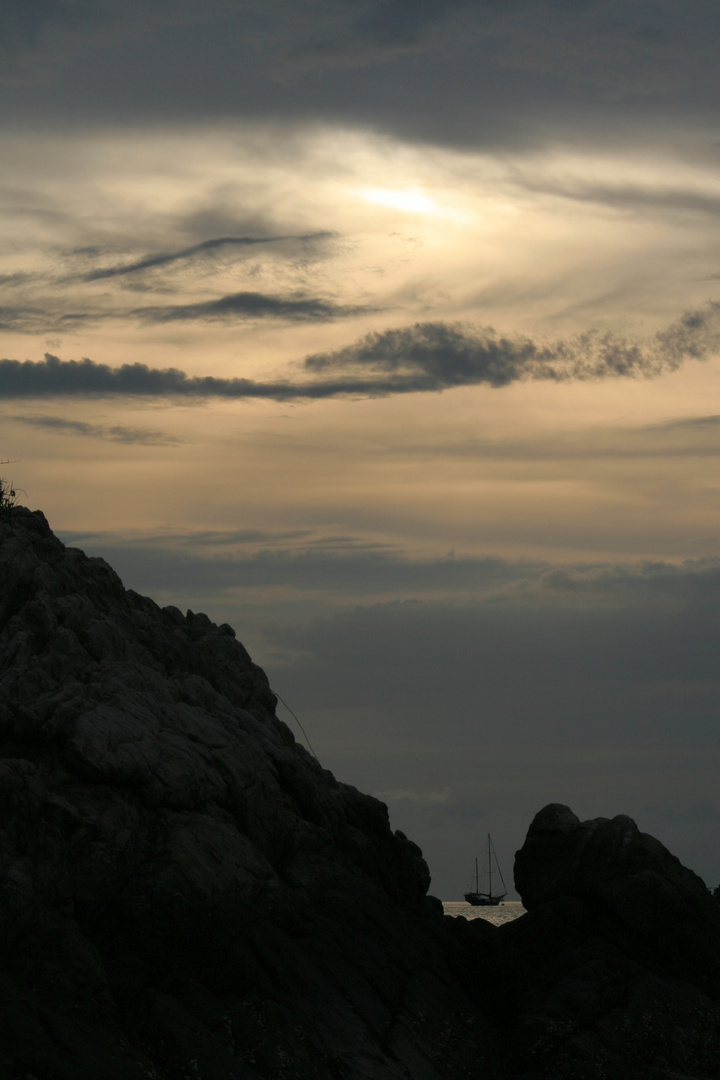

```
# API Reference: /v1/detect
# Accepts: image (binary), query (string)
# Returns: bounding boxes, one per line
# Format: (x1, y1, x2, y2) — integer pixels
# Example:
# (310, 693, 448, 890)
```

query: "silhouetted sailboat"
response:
(464, 833, 507, 906)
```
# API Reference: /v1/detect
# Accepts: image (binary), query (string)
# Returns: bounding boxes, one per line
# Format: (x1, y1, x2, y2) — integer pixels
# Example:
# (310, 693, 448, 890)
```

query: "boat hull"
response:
(464, 892, 506, 907)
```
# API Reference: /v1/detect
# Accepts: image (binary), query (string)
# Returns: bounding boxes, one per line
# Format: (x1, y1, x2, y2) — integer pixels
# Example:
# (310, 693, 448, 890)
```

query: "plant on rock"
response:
(0, 468, 17, 520)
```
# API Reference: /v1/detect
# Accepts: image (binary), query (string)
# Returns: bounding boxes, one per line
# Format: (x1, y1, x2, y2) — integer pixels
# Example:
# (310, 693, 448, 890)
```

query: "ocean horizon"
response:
(443, 900, 526, 925)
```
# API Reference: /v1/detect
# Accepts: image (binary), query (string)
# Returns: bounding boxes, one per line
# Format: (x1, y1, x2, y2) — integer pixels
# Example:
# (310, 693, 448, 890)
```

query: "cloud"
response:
(404, 413, 720, 465)
(4, 0, 717, 158)
(352, 0, 475, 48)
(514, 176, 720, 219)
(264, 561, 720, 717)
(0, 289, 366, 334)
(132, 290, 370, 324)
(0, 0, 97, 73)
(50, 523, 720, 610)
(285, 0, 477, 72)
(80, 232, 334, 281)
(0, 0, 216, 86)
(1, 302, 718, 399)
(0, 308, 92, 333)
(303, 304, 720, 389)
(0, 272, 35, 288)
(649, 414, 720, 432)
(52, 533, 526, 600)
(9, 413, 181, 445)
(0, 353, 290, 398)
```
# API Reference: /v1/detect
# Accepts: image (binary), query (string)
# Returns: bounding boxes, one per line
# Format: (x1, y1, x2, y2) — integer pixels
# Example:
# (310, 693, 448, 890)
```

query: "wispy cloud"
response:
(0, 307, 92, 333)
(517, 177, 720, 219)
(47, 523, 720, 605)
(80, 232, 334, 281)
(650, 414, 720, 431)
(11, 413, 181, 445)
(1, 302, 716, 400)
(0, 289, 368, 334)
(133, 290, 370, 324)
(0, 272, 35, 288)
(303, 303, 720, 389)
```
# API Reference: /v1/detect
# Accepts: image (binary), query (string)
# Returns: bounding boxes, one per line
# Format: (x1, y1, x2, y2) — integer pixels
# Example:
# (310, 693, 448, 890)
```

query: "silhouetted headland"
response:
(1, 506, 719, 1079)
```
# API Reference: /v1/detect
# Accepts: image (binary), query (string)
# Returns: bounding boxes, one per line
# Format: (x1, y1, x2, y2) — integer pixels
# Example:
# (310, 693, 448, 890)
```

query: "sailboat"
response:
(464, 833, 507, 906)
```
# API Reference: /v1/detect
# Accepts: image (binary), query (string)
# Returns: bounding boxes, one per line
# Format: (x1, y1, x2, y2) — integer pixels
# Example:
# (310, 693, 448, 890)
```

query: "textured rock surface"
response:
(468, 804, 720, 1078)
(0, 507, 494, 1080)
(515, 803, 720, 994)
(2, 508, 720, 1080)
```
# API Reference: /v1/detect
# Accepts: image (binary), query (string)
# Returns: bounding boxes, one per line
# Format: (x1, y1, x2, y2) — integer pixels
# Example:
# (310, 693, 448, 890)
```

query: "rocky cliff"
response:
(1, 506, 720, 1080)
(0, 506, 493, 1080)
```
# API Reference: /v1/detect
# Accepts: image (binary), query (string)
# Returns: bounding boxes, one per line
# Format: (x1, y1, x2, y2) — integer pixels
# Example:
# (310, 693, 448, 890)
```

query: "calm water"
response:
(442, 900, 526, 925)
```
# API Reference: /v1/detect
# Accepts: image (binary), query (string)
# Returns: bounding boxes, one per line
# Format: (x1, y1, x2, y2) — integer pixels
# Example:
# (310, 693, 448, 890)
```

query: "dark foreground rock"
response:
(0, 507, 497, 1080)
(455, 804, 720, 1079)
(1, 507, 720, 1080)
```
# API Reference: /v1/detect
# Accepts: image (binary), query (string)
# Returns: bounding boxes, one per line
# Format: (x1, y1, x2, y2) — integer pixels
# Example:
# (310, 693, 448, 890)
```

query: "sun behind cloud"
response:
(361, 186, 444, 215)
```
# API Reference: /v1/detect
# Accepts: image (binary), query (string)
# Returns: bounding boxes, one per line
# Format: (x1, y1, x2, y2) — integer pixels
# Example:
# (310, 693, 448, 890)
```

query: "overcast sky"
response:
(2, 0, 719, 898)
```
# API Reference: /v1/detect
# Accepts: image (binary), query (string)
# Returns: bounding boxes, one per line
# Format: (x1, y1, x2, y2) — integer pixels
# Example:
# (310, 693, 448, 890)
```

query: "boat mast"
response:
(489, 834, 508, 896)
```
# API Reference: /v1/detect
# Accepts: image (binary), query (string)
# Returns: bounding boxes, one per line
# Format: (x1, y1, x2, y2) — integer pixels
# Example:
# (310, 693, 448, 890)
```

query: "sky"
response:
(1, 0, 719, 899)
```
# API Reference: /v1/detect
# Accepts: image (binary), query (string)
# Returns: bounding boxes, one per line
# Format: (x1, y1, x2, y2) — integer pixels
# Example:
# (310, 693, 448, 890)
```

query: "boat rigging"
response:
(464, 833, 507, 907)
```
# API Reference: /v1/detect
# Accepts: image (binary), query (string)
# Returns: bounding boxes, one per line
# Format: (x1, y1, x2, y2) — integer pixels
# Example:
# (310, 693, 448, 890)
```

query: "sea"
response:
(442, 900, 526, 925)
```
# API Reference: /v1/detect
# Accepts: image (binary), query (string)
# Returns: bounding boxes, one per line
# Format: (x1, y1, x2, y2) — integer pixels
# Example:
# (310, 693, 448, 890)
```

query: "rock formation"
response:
(1, 506, 720, 1080)
(0, 506, 492, 1079)
(461, 804, 720, 1078)
(515, 803, 720, 995)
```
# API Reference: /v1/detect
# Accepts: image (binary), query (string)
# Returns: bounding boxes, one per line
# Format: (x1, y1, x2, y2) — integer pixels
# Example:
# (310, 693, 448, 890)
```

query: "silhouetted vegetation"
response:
(0, 466, 17, 520)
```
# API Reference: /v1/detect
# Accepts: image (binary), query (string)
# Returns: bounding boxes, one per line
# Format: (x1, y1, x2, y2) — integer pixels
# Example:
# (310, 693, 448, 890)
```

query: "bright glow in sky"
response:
(361, 186, 446, 215)
(2, 0, 720, 897)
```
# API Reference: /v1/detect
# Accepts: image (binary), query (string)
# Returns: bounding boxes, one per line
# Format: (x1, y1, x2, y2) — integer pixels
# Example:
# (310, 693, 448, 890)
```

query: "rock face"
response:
(469, 804, 720, 1079)
(515, 803, 720, 994)
(0, 507, 492, 1080)
(2, 507, 720, 1080)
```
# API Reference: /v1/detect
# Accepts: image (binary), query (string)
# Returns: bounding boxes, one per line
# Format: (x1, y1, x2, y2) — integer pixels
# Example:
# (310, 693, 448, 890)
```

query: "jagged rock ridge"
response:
(0, 506, 487, 1080)
(2, 506, 720, 1080)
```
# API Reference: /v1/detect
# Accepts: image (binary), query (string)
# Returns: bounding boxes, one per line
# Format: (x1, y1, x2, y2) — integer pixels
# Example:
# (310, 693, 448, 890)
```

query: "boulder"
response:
(475, 804, 720, 1078)
(514, 803, 720, 994)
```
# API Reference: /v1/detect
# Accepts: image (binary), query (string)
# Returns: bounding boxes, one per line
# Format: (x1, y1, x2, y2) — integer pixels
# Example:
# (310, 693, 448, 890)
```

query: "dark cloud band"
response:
(304, 304, 720, 388)
(0, 289, 366, 334)
(133, 290, 368, 324)
(81, 232, 334, 281)
(0, 303, 717, 400)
